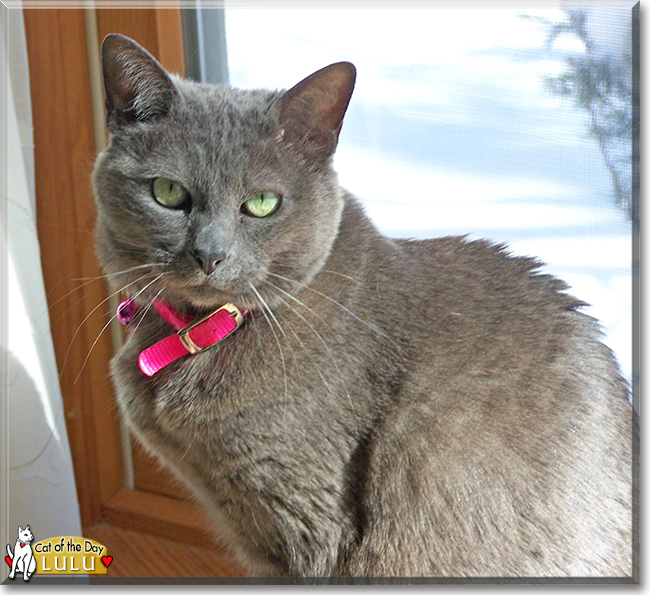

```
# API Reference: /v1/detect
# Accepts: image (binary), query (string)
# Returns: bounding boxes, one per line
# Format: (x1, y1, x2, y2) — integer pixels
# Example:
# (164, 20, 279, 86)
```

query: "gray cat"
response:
(93, 34, 635, 578)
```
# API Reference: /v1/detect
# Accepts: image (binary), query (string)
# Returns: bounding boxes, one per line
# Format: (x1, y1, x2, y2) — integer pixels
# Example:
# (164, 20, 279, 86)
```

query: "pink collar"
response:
(118, 299, 248, 376)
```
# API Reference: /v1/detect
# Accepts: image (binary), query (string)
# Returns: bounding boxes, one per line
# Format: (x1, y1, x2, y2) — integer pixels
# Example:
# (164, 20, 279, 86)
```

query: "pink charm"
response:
(117, 299, 137, 325)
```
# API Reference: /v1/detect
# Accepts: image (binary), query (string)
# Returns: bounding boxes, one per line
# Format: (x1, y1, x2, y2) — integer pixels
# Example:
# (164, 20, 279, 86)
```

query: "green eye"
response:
(242, 192, 282, 218)
(152, 177, 190, 209)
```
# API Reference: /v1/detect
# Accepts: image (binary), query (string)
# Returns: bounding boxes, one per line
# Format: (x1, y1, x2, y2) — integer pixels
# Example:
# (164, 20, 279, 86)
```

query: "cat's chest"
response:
(144, 329, 262, 428)
(117, 306, 366, 458)
(124, 316, 288, 420)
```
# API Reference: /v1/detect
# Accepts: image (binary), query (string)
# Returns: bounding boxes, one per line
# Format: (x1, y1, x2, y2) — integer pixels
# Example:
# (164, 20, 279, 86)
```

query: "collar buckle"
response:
(177, 303, 245, 354)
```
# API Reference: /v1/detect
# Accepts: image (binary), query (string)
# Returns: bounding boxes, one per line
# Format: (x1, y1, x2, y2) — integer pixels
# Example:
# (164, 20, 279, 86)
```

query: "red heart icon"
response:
(5, 555, 12, 568)
(101, 555, 113, 568)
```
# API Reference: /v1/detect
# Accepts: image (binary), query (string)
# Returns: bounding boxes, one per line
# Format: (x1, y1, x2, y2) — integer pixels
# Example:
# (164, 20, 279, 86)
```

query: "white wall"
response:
(2, 6, 82, 579)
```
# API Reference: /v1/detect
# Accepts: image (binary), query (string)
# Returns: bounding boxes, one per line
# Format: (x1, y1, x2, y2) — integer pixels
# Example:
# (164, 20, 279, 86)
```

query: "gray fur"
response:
(93, 34, 635, 577)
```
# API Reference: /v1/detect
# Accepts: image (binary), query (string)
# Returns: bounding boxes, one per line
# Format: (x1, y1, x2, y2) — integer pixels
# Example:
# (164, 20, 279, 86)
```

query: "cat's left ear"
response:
(101, 34, 178, 130)
(278, 62, 356, 160)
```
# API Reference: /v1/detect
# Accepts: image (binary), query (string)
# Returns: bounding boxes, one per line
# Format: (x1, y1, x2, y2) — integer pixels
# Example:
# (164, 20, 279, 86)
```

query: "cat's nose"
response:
(192, 249, 226, 275)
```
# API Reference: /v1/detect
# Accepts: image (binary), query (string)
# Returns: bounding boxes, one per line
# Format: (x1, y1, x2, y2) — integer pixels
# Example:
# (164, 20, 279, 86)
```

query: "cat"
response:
(93, 33, 636, 578)
(6, 526, 37, 581)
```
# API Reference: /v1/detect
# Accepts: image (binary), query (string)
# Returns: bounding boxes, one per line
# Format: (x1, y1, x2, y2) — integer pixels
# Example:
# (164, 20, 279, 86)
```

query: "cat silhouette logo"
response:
(5, 527, 112, 579)
(6, 526, 37, 581)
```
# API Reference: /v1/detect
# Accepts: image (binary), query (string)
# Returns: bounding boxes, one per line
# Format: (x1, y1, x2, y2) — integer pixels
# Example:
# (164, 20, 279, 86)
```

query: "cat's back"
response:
(387, 234, 619, 385)
(347, 232, 633, 577)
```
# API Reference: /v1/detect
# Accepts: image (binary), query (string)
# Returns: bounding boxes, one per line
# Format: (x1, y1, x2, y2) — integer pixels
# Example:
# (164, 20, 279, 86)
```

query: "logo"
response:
(5, 526, 112, 580)
(6, 526, 36, 581)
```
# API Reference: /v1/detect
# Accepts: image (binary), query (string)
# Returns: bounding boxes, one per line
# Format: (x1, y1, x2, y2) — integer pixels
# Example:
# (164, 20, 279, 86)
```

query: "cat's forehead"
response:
(109, 81, 284, 184)
(173, 79, 280, 136)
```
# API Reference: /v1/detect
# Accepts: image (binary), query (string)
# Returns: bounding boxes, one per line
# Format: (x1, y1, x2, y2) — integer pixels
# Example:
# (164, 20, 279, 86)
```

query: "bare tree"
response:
(523, 10, 633, 219)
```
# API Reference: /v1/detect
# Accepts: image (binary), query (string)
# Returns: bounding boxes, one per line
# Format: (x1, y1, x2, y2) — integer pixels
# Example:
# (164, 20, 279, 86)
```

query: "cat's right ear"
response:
(101, 34, 177, 131)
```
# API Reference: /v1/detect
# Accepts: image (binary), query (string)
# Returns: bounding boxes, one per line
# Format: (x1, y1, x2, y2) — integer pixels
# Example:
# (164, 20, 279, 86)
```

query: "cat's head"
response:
(93, 34, 355, 314)
(18, 526, 33, 543)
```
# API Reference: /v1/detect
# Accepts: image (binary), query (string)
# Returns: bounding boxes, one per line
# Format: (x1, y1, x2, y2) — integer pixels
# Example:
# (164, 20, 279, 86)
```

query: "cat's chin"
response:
(184, 294, 243, 316)
(159, 283, 244, 317)
(171, 278, 288, 315)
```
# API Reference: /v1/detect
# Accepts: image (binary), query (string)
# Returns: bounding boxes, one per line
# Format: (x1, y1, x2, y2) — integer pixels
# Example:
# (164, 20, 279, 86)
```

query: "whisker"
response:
(34, 272, 106, 323)
(267, 285, 358, 434)
(36, 281, 105, 332)
(268, 260, 364, 287)
(51, 275, 148, 370)
(71, 262, 159, 284)
(113, 236, 171, 254)
(284, 324, 335, 396)
(248, 283, 295, 359)
(60, 272, 163, 380)
(248, 282, 290, 425)
(122, 285, 167, 351)
(320, 269, 363, 286)
(266, 272, 388, 340)
(35, 262, 160, 326)
(249, 311, 265, 354)
(264, 279, 330, 327)
(73, 315, 117, 385)
(72, 274, 165, 384)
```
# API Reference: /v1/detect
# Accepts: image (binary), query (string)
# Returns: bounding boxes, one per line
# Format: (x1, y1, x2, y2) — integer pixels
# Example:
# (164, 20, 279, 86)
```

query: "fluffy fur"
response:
(93, 34, 635, 578)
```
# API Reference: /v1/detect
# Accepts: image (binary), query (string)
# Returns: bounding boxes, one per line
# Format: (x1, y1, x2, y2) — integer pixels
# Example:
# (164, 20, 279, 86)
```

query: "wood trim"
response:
(103, 489, 223, 550)
(83, 523, 245, 577)
(95, 5, 184, 76)
(132, 442, 195, 502)
(153, 2, 185, 76)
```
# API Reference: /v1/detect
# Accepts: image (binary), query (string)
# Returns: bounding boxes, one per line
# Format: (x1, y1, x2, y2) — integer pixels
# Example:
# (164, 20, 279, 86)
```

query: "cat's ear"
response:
(101, 34, 177, 130)
(278, 62, 356, 160)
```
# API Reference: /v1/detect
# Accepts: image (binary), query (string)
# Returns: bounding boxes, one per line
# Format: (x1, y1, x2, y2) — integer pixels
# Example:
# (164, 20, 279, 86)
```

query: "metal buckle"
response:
(178, 303, 245, 354)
